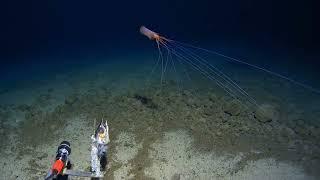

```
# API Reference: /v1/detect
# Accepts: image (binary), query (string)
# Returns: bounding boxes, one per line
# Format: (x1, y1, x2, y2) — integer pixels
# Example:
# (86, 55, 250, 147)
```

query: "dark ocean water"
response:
(1, 40, 319, 98)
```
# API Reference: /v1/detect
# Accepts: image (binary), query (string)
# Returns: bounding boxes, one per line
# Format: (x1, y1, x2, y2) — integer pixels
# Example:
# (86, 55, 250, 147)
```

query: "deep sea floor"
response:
(0, 54, 319, 179)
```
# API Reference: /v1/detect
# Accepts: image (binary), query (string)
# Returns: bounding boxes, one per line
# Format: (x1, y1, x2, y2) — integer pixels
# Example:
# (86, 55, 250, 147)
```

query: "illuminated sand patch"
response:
(144, 130, 313, 180)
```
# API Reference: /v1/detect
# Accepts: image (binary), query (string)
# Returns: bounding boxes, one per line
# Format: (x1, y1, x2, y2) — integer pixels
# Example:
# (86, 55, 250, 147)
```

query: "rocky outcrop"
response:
(254, 104, 279, 123)
(223, 99, 242, 116)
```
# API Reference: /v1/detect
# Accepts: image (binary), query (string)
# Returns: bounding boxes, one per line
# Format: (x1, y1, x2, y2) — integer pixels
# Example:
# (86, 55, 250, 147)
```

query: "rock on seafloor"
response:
(255, 104, 279, 123)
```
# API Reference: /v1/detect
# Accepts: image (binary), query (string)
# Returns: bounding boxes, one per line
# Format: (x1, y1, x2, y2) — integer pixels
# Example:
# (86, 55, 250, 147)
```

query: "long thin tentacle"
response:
(171, 48, 252, 109)
(161, 40, 182, 91)
(145, 46, 161, 86)
(156, 40, 165, 85)
(171, 40, 320, 94)
(169, 45, 243, 103)
(162, 40, 257, 106)
(172, 42, 257, 105)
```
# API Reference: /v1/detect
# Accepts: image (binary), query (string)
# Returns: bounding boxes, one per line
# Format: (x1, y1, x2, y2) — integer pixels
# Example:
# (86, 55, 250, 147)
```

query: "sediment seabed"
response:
(0, 74, 319, 179)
